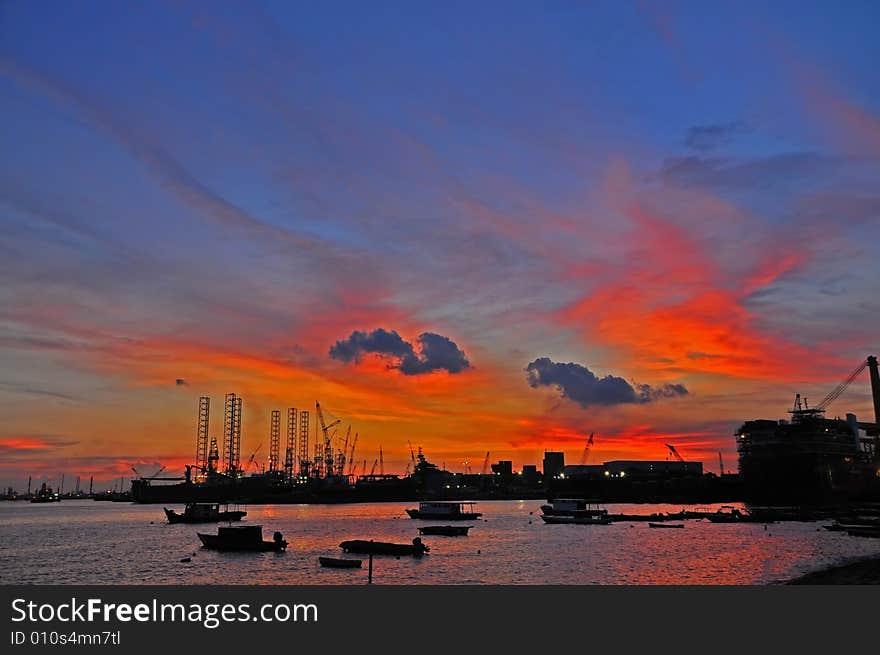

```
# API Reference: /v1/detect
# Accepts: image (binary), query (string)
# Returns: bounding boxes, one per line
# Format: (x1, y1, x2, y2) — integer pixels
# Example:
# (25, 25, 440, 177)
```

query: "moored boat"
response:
(541, 501, 611, 525)
(405, 501, 481, 520)
(648, 522, 684, 529)
(319, 556, 362, 568)
(339, 537, 430, 556)
(540, 498, 595, 517)
(417, 525, 471, 536)
(197, 525, 287, 552)
(164, 502, 247, 524)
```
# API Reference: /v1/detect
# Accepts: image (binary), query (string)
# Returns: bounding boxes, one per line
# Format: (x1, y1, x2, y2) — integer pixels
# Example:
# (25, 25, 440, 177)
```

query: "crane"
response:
(338, 426, 351, 476)
(315, 401, 342, 477)
(718, 452, 725, 476)
(245, 443, 263, 472)
(347, 433, 359, 476)
(408, 440, 416, 469)
(379, 445, 384, 476)
(481, 451, 490, 475)
(816, 357, 870, 411)
(369, 458, 378, 476)
(580, 432, 594, 465)
(665, 443, 685, 463)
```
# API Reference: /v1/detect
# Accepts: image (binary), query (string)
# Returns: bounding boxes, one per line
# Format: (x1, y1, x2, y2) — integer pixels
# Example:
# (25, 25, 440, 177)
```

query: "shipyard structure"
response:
(736, 355, 880, 504)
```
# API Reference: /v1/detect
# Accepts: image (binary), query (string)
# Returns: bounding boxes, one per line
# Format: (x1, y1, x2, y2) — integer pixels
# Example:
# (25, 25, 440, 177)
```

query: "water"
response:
(3, 500, 879, 584)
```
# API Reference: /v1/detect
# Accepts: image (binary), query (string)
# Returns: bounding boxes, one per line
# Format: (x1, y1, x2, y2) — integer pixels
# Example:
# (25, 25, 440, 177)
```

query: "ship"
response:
(30, 483, 60, 503)
(736, 355, 880, 504)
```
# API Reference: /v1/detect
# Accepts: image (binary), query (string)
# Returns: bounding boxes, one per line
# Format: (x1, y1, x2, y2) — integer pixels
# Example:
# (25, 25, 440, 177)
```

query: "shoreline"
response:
(787, 555, 880, 584)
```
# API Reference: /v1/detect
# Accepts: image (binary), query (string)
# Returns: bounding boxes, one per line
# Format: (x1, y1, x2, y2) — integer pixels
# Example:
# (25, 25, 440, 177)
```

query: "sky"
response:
(1, 0, 879, 489)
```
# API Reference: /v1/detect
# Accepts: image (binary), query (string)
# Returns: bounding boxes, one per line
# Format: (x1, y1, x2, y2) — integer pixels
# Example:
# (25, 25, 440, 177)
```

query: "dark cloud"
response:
(330, 329, 470, 375)
(329, 329, 414, 363)
(399, 333, 470, 375)
(684, 121, 748, 151)
(525, 357, 688, 407)
(658, 152, 836, 190)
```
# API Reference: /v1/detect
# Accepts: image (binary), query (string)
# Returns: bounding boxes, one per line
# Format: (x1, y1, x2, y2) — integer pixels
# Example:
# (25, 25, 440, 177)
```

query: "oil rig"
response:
(130, 394, 416, 503)
(736, 355, 880, 504)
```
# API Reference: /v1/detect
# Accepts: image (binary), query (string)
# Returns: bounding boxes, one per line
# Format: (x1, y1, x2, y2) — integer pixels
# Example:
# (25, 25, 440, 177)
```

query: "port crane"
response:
(369, 458, 378, 476)
(718, 451, 725, 476)
(245, 443, 263, 472)
(347, 433, 359, 476)
(337, 426, 351, 476)
(665, 443, 685, 462)
(315, 401, 342, 477)
(580, 433, 595, 465)
(130, 464, 166, 480)
(480, 451, 490, 475)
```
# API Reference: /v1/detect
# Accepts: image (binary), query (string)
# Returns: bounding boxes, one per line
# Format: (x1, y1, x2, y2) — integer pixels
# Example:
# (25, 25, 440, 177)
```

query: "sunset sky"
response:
(1, 1, 879, 489)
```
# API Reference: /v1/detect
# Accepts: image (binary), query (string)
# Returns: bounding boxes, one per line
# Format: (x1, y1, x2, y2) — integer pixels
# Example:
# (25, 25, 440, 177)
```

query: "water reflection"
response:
(2, 500, 878, 585)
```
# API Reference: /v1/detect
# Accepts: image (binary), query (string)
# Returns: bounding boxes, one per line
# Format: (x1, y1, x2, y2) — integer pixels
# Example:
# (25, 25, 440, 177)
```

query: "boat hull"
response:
(197, 533, 286, 551)
(405, 509, 481, 520)
(339, 540, 429, 556)
(417, 525, 471, 536)
(319, 557, 362, 568)
(540, 515, 612, 525)
(164, 507, 247, 524)
(648, 522, 684, 528)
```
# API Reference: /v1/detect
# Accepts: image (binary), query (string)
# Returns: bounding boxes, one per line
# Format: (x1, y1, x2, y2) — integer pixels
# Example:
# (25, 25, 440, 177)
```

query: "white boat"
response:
(405, 501, 481, 520)
(540, 502, 612, 525)
(540, 498, 604, 517)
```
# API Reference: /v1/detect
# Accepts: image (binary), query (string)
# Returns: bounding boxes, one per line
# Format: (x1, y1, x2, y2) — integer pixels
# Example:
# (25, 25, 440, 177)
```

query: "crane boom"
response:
(481, 451, 490, 475)
(347, 433, 359, 476)
(816, 358, 869, 410)
(665, 443, 685, 462)
(580, 432, 594, 465)
(315, 401, 342, 478)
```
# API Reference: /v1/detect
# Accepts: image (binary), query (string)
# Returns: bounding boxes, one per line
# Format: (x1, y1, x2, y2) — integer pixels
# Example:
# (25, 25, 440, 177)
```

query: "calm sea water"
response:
(3, 500, 880, 585)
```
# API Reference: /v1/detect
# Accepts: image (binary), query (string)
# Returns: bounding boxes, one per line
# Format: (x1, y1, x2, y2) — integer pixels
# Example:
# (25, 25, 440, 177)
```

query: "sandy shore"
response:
(787, 556, 880, 584)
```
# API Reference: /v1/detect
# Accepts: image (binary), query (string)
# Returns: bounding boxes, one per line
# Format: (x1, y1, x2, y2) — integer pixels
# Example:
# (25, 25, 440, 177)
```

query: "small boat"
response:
(164, 503, 247, 524)
(197, 525, 287, 552)
(706, 506, 763, 523)
(405, 501, 481, 520)
(540, 498, 596, 517)
(339, 537, 430, 556)
(417, 525, 471, 536)
(319, 557, 362, 568)
(541, 502, 611, 525)
(649, 522, 684, 529)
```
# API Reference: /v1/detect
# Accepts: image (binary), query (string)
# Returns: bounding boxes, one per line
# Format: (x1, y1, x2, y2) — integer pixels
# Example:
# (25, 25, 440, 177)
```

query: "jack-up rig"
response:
(130, 394, 422, 503)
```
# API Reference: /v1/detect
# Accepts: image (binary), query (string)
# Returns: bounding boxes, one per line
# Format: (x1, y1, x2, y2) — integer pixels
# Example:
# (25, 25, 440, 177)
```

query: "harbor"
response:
(3, 499, 880, 585)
